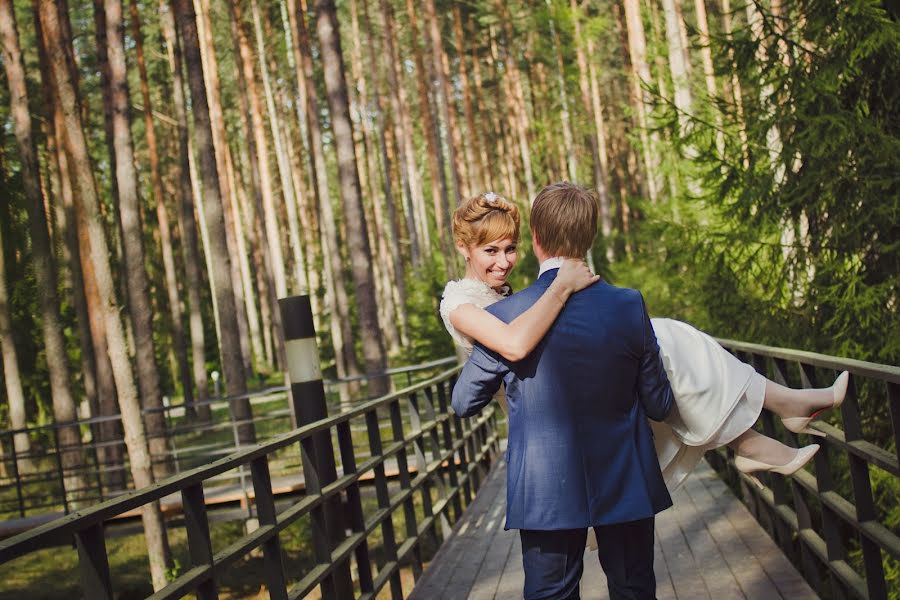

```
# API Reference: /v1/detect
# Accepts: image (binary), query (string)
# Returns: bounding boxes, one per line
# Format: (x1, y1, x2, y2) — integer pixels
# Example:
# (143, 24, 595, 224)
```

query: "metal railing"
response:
(0, 364, 502, 598)
(0, 357, 456, 522)
(708, 339, 899, 600)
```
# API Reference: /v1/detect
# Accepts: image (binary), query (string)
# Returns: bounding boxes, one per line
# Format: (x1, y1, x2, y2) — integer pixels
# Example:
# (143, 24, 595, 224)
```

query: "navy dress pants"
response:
(520, 517, 656, 600)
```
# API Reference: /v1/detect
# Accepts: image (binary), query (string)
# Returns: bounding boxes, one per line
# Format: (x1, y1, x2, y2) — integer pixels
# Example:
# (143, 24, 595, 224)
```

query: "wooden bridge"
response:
(0, 299, 897, 600)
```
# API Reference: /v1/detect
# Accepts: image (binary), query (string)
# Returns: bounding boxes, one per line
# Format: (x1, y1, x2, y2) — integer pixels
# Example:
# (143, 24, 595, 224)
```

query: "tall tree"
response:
(405, 0, 454, 270)
(314, 0, 389, 396)
(2, 0, 88, 494)
(173, 0, 255, 441)
(129, 0, 193, 417)
(102, 0, 170, 476)
(622, 0, 660, 202)
(292, 0, 361, 397)
(159, 0, 209, 421)
(35, 0, 171, 587)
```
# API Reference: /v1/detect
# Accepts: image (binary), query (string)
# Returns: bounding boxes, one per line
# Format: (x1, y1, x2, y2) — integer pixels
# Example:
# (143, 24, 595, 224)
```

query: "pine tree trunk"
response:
(250, 0, 308, 296)
(228, 1, 286, 373)
(694, 0, 723, 155)
(661, 0, 693, 129)
(36, 0, 171, 587)
(547, 10, 577, 181)
(363, 0, 407, 345)
(571, 1, 611, 249)
(452, 5, 483, 193)
(160, 0, 209, 421)
(102, 0, 171, 478)
(423, 0, 466, 201)
(587, 40, 614, 247)
(194, 0, 253, 378)
(622, 0, 660, 202)
(174, 0, 254, 443)
(404, 0, 454, 271)
(3, 0, 86, 486)
(292, 0, 360, 398)
(129, 0, 193, 430)
(470, 37, 494, 192)
(495, 1, 536, 203)
(378, 0, 426, 261)
(229, 0, 289, 303)
(37, 0, 125, 493)
(314, 0, 389, 397)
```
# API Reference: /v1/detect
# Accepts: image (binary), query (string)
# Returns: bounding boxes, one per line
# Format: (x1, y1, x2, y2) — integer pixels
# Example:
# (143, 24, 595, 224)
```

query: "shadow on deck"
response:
(410, 457, 818, 599)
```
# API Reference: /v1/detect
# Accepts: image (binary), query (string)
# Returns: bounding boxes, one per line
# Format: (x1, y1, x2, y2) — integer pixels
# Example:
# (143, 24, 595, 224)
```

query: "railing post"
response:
(75, 523, 113, 600)
(51, 428, 69, 515)
(7, 433, 25, 518)
(279, 295, 354, 598)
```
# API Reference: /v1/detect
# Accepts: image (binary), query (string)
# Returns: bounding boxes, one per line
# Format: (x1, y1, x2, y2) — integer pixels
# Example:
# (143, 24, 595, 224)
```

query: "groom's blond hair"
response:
(530, 182, 598, 258)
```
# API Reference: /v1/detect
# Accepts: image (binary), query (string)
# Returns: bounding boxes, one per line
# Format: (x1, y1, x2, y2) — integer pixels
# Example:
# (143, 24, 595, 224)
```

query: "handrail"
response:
(0, 357, 458, 520)
(0, 364, 503, 599)
(709, 339, 899, 600)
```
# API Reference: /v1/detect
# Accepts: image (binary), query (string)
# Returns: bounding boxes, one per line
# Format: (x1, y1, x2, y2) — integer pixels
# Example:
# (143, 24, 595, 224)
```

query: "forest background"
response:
(0, 0, 897, 593)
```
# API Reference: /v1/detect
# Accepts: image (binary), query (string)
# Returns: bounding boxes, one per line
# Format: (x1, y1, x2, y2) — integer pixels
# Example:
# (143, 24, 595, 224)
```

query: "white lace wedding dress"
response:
(440, 278, 766, 492)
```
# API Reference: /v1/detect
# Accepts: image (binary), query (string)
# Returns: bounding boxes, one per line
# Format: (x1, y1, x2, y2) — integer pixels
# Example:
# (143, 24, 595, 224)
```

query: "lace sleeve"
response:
(439, 279, 503, 353)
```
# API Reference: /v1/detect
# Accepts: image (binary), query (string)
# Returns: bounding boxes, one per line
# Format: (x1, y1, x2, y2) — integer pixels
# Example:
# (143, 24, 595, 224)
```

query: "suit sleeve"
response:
(636, 294, 674, 421)
(451, 343, 508, 418)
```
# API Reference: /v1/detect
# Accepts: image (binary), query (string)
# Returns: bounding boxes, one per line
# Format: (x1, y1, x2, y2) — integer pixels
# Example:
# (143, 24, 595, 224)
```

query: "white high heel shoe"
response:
(781, 371, 849, 437)
(735, 444, 820, 489)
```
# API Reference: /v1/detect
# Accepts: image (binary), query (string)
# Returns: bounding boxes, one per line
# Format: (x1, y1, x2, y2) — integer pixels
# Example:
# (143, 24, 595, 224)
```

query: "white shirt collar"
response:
(538, 257, 565, 277)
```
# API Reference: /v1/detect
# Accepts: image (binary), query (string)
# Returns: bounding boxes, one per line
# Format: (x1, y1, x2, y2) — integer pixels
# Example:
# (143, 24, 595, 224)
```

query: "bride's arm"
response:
(449, 260, 598, 361)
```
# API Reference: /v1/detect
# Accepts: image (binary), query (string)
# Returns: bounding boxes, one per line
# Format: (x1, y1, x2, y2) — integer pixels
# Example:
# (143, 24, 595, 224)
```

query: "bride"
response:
(440, 192, 847, 491)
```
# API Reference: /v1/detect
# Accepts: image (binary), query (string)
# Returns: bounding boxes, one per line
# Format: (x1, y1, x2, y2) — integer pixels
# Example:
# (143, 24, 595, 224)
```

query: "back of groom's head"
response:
(531, 182, 599, 258)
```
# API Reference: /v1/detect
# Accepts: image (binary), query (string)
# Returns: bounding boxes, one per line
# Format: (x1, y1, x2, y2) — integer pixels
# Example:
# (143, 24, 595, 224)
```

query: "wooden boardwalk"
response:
(410, 457, 818, 599)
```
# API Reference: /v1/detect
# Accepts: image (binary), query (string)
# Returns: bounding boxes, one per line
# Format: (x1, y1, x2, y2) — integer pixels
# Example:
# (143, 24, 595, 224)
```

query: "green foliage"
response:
(628, 0, 899, 367)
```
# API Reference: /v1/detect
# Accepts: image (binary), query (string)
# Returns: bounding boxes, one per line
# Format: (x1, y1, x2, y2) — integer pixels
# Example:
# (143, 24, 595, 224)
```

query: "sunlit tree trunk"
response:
(37, 0, 125, 493)
(486, 27, 518, 199)
(314, 0, 389, 396)
(173, 0, 255, 440)
(661, 0, 693, 130)
(160, 0, 208, 420)
(129, 0, 193, 430)
(622, 0, 660, 202)
(719, 0, 749, 166)
(36, 0, 172, 588)
(405, 0, 454, 271)
(102, 0, 171, 478)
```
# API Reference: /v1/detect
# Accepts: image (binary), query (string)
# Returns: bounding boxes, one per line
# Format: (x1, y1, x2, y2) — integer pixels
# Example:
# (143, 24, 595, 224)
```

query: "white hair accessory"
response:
(483, 191, 499, 204)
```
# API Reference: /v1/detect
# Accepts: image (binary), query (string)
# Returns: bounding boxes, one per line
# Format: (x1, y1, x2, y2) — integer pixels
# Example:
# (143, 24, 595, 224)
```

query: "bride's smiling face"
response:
(463, 237, 518, 289)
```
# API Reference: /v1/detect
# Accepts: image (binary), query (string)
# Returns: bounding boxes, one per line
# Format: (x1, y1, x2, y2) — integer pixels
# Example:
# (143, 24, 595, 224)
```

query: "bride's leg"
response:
(762, 371, 848, 420)
(728, 429, 798, 466)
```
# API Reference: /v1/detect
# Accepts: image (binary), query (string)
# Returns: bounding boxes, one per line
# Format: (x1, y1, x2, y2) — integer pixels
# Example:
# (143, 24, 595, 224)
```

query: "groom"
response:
(452, 182, 675, 600)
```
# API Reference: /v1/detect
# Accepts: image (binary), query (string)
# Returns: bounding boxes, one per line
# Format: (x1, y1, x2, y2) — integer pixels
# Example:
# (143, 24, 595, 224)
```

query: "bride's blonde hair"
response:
(452, 192, 520, 249)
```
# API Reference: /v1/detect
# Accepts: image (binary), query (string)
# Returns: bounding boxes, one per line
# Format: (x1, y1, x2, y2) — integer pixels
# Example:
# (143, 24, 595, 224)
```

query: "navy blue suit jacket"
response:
(451, 270, 674, 530)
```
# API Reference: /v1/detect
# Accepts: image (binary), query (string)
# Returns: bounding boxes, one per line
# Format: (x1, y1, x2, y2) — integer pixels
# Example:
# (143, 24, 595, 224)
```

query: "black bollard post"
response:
(279, 295, 354, 598)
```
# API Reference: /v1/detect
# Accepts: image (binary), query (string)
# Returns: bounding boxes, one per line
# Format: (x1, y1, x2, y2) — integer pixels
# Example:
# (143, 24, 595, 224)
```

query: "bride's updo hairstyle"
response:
(452, 192, 521, 249)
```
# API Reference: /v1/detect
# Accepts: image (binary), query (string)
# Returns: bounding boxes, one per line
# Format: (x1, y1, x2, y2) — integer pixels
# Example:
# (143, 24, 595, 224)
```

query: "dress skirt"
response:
(649, 318, 766, 492)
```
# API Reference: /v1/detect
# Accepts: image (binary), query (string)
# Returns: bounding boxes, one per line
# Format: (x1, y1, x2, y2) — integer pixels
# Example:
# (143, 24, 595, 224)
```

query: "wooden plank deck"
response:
(410, 457, 818, 599)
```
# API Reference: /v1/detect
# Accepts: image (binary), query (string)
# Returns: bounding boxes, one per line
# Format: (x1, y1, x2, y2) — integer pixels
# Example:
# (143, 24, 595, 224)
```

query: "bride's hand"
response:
(555, 259, 600, 295)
